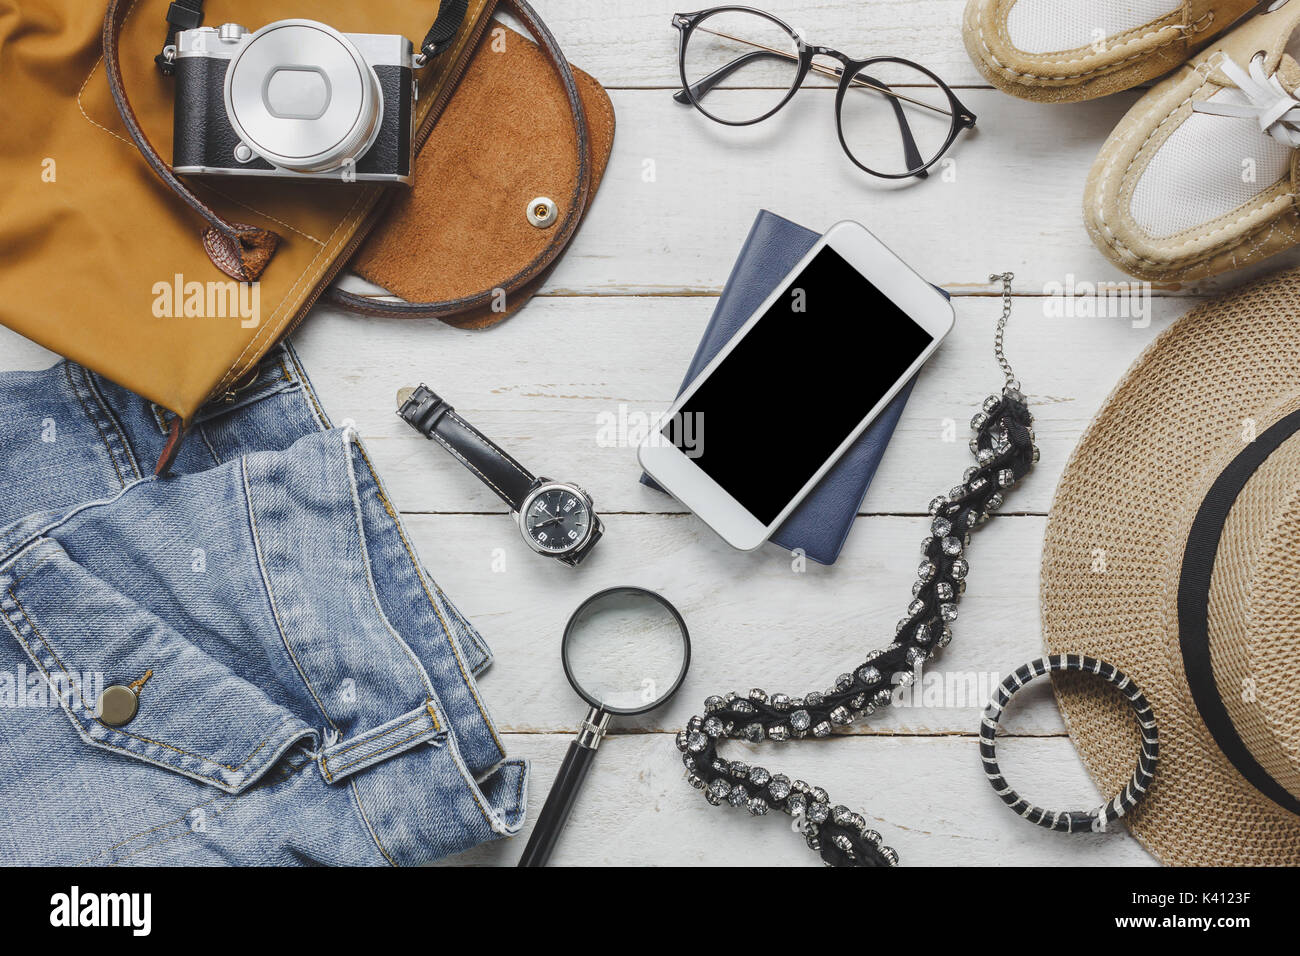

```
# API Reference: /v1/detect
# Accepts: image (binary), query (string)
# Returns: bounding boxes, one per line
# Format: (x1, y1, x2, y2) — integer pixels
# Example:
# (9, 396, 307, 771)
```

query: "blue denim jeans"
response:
(0, 343, 526, 864)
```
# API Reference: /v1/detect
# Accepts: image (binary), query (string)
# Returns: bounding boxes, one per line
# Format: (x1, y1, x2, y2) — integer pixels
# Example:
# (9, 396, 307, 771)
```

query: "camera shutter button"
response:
(219, 23, 247, 42)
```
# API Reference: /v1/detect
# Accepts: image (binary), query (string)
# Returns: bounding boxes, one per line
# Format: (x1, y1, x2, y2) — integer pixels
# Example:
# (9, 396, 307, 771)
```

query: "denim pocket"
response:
(0, 538, 317, 794)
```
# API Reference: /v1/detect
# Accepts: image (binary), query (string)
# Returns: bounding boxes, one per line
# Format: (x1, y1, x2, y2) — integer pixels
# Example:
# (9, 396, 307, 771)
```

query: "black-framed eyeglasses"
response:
(671, 6, 977, 180)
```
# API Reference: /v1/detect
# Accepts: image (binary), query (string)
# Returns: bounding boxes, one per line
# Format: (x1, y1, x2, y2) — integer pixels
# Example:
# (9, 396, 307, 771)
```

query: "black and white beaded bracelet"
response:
(980, 653, 1159, 833)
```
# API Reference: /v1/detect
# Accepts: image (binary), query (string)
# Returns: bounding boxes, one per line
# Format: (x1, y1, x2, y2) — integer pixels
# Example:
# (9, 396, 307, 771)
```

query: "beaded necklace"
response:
(675, 273, 1038, 866)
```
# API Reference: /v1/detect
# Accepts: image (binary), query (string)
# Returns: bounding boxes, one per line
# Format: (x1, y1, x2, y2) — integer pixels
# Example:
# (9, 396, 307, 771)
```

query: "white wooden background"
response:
(16, 0, 1290, 866)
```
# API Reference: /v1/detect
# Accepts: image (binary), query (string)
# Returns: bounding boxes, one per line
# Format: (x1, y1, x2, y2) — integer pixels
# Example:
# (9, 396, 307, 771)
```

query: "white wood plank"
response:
(0, 332, 57, 370)
(290, 292, 1190, 515)
(0, 291, 1190, 516)
(475, 87, 1300, 297)
(411, 513, 1063, 735)
(525, 0, 990, 90)
(439, 732, 1155, 866)
(544, 88, 1149, 295)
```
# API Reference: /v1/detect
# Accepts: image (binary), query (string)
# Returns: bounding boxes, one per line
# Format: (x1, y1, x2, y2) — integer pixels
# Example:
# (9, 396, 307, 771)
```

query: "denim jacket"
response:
(0, 343, 525, 864)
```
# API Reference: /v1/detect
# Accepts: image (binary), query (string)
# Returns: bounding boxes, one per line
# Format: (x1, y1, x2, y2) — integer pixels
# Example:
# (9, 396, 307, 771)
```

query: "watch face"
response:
(522, 485, 592, 555)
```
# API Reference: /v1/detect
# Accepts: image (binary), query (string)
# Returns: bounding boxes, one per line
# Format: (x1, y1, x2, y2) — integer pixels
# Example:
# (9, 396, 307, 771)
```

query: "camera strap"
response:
(153, 0, 470, 74)
(155, 1, 203, 74)
(422, 0, 470, 59)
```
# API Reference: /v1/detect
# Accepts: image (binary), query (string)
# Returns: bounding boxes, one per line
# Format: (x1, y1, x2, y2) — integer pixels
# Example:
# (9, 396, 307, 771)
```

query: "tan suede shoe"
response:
(963, 0, 1259, 102)
(1085, 1, 1300, 280)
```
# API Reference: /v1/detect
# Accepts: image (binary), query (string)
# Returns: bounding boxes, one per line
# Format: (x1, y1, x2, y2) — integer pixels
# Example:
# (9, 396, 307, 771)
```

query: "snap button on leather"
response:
(527, 196, 558, 228)
(97, 685, 140, 727)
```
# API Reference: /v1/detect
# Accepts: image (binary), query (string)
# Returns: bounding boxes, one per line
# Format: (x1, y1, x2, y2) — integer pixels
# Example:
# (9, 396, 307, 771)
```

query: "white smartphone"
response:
(638, 220, 954, 551)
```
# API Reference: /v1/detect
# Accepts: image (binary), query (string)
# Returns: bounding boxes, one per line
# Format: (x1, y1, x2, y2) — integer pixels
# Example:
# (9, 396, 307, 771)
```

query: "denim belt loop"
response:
(317, 701, 447, 784)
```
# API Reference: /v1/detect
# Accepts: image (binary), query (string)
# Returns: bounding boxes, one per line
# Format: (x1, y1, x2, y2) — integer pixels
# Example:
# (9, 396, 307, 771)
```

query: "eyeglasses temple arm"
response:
(854, 71, 927, 179)
(673, 48, 786, 104)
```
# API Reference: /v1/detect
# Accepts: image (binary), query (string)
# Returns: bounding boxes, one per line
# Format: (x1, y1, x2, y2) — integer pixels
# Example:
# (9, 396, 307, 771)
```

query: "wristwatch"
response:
(396, 384, 603, 566)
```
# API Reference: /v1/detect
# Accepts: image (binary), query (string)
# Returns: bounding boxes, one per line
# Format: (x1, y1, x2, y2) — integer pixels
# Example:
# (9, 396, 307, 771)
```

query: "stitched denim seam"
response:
(283, 344, 332, 433)
(425, 710, 506, 834)
(108, 800, 239, 867)
(4, 587, 300, 779)
(241, 456, 340, 734)
(196, 422, 223, 466)
(63, 364, 125, 489)
(73, 363, 139, 482)
(0, 478, 160, 566)
(1, 475, 143, 577)
(348, 778, 397, 866)
(107, 757, 312, 866)
(150, 403, 170, 435)
(83, 370, 142, 481)
(11, 549, 57, 586)
(349, 439, 505, 758)
(341, 432, 441, 706)
(10, 587, 287, 770)
(430, 580, 493, 676)
(325, 438, 504, 825)
(75, 793, 230, 866)
(341, 734, 526, 864)
(326, 434, 455, 807)
(0, 591, 222, 777)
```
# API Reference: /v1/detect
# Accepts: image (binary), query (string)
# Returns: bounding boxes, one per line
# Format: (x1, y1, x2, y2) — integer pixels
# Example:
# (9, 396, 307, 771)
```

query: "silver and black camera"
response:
(171, 19, 416, 184)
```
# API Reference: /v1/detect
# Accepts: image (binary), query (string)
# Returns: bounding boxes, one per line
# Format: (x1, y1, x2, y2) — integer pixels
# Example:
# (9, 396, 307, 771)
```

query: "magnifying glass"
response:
(517, 586, 691, 867)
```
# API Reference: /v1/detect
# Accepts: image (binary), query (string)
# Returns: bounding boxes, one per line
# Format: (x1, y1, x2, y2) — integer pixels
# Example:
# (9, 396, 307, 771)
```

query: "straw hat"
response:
(1041, 269, 1300, 865)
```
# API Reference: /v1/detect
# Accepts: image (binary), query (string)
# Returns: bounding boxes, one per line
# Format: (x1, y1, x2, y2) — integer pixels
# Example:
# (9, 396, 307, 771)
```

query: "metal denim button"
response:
(527, 196, 558, 228)
(97, 685, 140, 727)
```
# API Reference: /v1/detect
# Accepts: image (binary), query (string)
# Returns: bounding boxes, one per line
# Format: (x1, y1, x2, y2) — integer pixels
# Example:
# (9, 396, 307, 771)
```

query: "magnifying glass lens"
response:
(521, 587, 691, 866)
(564, 590, 689, 715)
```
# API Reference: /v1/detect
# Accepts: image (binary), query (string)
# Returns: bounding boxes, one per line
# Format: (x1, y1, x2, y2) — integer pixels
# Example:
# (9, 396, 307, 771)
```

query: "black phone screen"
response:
(662, 245, 935, 525)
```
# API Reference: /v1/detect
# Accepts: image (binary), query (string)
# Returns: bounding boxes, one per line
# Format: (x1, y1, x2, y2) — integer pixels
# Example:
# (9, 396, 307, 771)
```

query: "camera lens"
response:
(223, 20, 384, 174)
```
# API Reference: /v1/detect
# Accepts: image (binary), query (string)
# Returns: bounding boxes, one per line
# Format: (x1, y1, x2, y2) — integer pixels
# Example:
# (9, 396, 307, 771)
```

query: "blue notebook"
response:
(640, 210, 923, 565)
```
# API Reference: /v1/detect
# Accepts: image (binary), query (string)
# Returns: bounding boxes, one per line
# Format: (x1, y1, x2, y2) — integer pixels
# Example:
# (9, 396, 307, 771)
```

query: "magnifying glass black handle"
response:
(517, 739, 597, 867)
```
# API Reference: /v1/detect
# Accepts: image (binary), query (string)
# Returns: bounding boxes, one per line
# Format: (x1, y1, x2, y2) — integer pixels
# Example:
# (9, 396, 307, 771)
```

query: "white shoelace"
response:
(1192, 53, 1300, 147)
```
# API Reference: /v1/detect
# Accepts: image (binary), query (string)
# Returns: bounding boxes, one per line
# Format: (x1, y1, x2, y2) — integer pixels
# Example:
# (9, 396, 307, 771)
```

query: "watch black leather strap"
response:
(397, 384, 537, 511)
